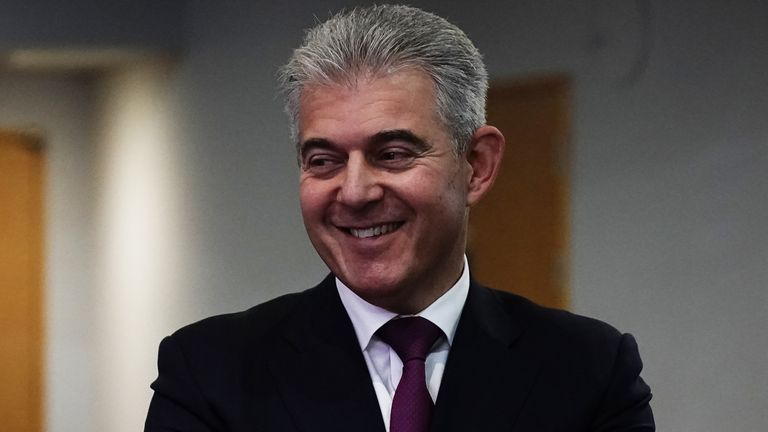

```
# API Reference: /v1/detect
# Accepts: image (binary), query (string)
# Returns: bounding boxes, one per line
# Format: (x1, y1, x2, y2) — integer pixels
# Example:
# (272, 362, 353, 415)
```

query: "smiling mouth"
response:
(344, 222, 404, 239)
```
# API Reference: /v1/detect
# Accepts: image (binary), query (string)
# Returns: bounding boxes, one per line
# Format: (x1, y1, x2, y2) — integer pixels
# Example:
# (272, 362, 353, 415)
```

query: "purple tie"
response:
(376, 316, 443, 432)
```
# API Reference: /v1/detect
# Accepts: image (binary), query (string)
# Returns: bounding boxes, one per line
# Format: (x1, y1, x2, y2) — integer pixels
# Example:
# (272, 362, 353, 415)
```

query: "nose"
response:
(336, 153, 384, 208)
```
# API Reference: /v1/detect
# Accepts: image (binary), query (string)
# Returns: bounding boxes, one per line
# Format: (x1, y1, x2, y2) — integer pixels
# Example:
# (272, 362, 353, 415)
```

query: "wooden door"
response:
(0, 131, 45, 432)
(468, 76, 570, 309)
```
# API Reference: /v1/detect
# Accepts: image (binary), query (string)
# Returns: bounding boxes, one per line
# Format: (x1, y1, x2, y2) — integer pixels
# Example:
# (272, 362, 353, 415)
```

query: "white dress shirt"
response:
(336, 257, 470, 431)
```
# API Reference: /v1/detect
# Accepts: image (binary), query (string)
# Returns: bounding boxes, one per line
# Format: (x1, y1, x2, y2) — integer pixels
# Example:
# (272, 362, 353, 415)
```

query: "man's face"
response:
(297, 69, 472, 313)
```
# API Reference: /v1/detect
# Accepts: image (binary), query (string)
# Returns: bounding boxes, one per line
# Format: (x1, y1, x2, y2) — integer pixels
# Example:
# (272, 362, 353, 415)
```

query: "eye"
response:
(377, 147, 415, 167)
(381, 151, 402, 160)
(309, 157, 331, 166)
(303, 153, 344, 174)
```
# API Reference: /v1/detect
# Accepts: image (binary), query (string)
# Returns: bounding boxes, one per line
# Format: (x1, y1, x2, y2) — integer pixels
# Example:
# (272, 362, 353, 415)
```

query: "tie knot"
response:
(376, 316, 443, 362)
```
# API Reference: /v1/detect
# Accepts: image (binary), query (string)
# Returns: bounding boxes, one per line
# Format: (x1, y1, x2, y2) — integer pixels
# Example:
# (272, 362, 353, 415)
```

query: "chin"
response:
(343, 272, 401, 293)
(339, 270, 408, 303)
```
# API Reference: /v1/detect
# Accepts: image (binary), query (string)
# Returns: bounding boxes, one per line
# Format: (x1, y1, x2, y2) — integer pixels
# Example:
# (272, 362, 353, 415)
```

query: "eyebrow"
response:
(299, 129, 430, 160)
(369, 129, 429, 151)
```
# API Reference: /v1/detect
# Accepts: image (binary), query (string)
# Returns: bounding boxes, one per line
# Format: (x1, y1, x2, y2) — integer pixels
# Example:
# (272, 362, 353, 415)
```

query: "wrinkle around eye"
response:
(302, 154, 345, 175)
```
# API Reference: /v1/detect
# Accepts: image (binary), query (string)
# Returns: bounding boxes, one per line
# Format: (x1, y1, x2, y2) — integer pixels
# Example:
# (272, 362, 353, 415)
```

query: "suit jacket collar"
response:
(430, 279, 542, 432)
(267, 274, 386, 432)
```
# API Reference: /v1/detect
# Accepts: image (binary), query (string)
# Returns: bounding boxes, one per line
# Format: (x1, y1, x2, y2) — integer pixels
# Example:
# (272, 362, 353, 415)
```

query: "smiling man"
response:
(146, 5, 654, 432)
(297, 68, 500, 315)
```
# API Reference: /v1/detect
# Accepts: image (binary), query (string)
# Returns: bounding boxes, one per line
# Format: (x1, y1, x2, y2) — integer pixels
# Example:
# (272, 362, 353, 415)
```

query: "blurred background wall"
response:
(1, 0, 766, 431)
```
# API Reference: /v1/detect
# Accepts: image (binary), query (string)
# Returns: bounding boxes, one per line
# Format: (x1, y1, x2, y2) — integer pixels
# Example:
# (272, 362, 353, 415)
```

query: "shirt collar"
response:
(336, 256, 470, 351)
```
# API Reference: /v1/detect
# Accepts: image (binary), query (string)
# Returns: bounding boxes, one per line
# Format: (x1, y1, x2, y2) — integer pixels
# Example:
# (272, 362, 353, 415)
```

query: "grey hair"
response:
(278, 4, 488, 155)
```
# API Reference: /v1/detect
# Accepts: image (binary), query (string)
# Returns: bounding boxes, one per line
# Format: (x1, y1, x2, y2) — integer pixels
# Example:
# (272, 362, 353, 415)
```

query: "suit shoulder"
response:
(473, 288, 653, 429)
(179, 293, 295, 333)
(482, 286, 645, 387)
(486, 287, 625, 347)
(168, 281, 323, 352)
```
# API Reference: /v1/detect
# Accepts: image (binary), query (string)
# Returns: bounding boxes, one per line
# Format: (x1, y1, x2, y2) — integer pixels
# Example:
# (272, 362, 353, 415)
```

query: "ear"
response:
(465, 125, 505, 207)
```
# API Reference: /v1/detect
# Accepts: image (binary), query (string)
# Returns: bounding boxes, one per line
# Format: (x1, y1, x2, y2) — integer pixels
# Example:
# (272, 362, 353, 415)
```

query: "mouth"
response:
(342, 222, 404, 239)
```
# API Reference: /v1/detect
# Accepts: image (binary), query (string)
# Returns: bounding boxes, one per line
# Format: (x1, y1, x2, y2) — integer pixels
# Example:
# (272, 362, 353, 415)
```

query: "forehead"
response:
(297, 69, 443, 143)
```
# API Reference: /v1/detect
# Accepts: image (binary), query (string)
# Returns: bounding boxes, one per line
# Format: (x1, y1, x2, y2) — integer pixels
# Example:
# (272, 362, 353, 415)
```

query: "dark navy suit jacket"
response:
(145, 275, 654, 431)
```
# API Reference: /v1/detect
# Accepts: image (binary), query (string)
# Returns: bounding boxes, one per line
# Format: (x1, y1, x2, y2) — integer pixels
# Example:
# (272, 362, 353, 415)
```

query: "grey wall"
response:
(1, 1, 766, 431)
(0, 0, 185, 49)
(0, 72, 99, 432)
(1, 2, 188, 431)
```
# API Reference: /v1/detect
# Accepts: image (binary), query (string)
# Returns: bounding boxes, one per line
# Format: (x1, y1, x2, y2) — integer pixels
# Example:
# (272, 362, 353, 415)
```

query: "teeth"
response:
(350, 223, 400, 239)
(354, 228, 375, 238)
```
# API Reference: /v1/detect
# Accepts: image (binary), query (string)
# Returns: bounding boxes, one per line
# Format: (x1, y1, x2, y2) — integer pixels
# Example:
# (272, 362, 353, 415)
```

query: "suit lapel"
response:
(267, 275, 386, 432)
(431, 281, 542, 432)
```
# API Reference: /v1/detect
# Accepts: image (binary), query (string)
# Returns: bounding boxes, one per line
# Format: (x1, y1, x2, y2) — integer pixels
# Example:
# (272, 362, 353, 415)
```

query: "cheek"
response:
(433, 165, 469, 207)
(299, 184, 324, 221)
(408, 180, 464, 219)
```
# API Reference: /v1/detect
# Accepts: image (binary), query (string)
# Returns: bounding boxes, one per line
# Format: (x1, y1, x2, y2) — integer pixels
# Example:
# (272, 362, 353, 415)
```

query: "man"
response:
(145, 5, 654, 432)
